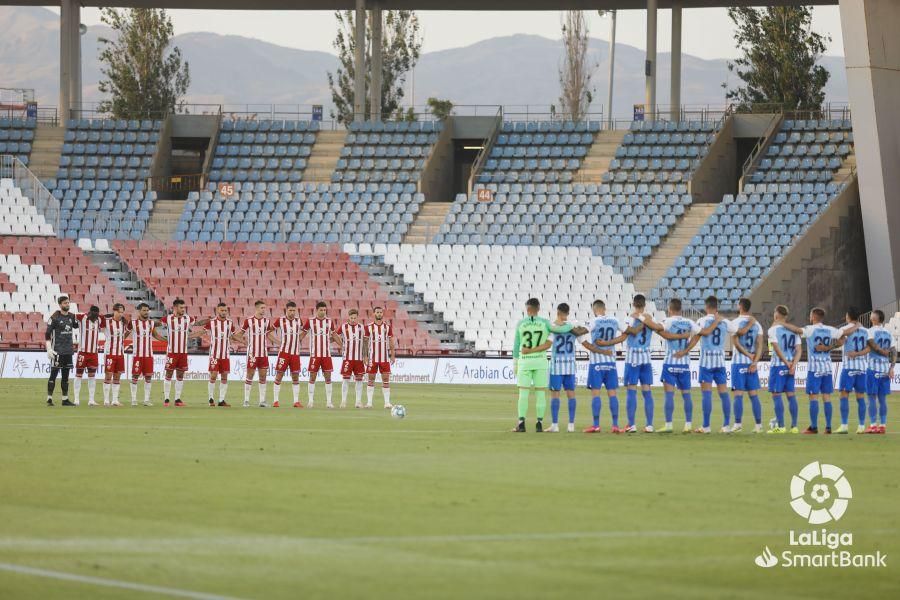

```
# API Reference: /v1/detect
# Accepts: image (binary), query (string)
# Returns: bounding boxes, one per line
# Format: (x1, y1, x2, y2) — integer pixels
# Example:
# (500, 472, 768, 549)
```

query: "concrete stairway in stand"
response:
(29, 125, 65, 183)
(304, 130, 346, 184)
(402, 202, 452, 244)
(574, 130, 627, 183)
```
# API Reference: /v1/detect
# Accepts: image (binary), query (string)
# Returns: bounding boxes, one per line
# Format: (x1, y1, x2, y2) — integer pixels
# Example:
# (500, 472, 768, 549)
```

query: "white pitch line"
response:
(0, 562, 246, 600)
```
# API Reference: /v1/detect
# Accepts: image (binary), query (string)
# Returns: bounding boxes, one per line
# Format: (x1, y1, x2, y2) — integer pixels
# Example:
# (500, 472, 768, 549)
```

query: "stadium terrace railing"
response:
(859, 300, 900, 328)
(468, 106, 503, 193)
(739, 110, 784, 189)
(0, 154, 60, 236)
(731, 102, 852, 122)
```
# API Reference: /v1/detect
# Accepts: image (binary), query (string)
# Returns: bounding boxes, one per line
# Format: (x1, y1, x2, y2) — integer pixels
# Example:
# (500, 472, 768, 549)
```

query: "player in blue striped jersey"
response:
(865, 309, 895, 434)
(801, 307, 842, 434)
(582, 299, 628, 433)
(620, 294, 656, 433)
(677, 296, 740, 433)
(730, 298, 765, 433)
(547, 303, 589, 433)
(834, 307, 868, 434)
(766, 305, 803, 433)
(642, 298, 698, 433)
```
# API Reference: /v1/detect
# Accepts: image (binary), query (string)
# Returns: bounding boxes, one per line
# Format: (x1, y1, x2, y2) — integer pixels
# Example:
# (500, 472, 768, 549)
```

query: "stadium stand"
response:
(334, 120, 440, 185)
(175, 182, 422, 244)
(208, 119, 318, 184)
(0, 179, 55, 236)
(433, 181, 692, 279)
(604, 120, 718, 184)
(110, 241, 442, 352)
(49, 119, 162, 240)
(652, 118, 855, 305)
(378, 244, 661, 352)
(0, 117, 36, 166)
(0, 236, 128, 347)
(476, 121, 599, 184)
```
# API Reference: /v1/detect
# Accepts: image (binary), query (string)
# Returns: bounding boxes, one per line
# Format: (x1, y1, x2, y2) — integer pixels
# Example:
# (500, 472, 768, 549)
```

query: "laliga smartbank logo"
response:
(754, 462, 886, 569)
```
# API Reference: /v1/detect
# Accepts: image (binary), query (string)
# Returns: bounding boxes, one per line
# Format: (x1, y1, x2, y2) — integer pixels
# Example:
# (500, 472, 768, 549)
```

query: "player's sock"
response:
(258, 381, 267, 405)
(367, 384, 375, 406)
(103, 382, 110, 405)
(839, 396, 849, 425)
(175, 379, 184, 400)
(307, 382, 315, 406)
(878, 393, 888, 425)
(207, 382, 215, 401)
(641, 390, 654, 427)
(609, 395, 619, 427)
(534, 390, 546, 420)
(130, 381, 138, 404)
(749, 394, 762, 425)
(73, 376, 82, 404)
(219, 381, 228, 403)
(732, 393, 743, 424)
(625, 388, 637, 427)
(856, 397, 866, 426)
(664, 390, 675, 423)
(823, 401, 833, 430)
(383, 386, 391, 407)
(112, 383, 120, 404)
(809, 399, 820, 429)
(868, 394, 878, 424)
(355, 380, 363, 405)
(325, 382, 333, 406)
(341, 380, 349, 405)
(773, 394, 785, 427)
(701, 390, 712, 429)
(272, 382, 281, 404)
(719, 392, 731, 426)
(550, 397, 560, 424)
(244, 381, 252, 405)
(163, 378, 171, 401)
(292, 383, 301, 405)
(591, 396, 601, 427)
(517, 388, 529, 419)
(87, 376, 96, 404)
(788, 395, 798, 428)
(143, 380, 152, 405)
(682, 392, 693, 424)
(567, 397, 576, 424)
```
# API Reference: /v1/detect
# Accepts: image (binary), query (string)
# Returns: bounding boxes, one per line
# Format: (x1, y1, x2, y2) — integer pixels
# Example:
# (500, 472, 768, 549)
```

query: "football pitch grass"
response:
(0, 380, 897, 599)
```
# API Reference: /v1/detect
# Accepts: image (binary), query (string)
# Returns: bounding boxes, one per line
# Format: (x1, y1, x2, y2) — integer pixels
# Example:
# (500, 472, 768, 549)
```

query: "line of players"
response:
(525, 294, 894, 434)
(44, 296, 397, 410)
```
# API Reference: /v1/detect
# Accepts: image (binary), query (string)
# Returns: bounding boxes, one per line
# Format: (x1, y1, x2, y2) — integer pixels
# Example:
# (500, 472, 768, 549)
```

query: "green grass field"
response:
(0, 379, 897, 599)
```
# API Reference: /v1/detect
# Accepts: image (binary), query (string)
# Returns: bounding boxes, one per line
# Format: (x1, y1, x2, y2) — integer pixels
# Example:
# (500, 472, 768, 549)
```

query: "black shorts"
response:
(53, 354, 74, 369)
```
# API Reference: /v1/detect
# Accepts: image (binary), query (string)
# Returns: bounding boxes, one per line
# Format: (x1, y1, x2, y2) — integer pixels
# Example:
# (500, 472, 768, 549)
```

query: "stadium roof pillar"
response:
(370, 3, 383, 121)
(70, 0, 82, 115)
(670, 0, 682, 120)
(353, 0, 367, 121)
(840, 0, 900, 307)
(58, 0, 72, 122)
(645, 0, 658, 120)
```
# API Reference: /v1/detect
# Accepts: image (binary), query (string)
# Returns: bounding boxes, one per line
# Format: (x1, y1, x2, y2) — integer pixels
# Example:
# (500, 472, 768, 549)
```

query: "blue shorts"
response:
(699, 366, 727, 385)
(661, 364, 691, 390)
(624, 362, 653, 386)
(867, 370, 891, 396)
(768, 365, 796, 394)
(549, 373, 577, 392)
(806, 373, 834, 395)
(586, 364, 618, 390)
(731, 364, 760, 392)
(838, 369, 867, 394)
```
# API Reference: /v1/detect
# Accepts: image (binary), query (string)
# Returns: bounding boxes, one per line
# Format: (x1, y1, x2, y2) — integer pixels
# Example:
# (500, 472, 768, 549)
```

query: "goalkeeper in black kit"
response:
(45, 295, 79, 406)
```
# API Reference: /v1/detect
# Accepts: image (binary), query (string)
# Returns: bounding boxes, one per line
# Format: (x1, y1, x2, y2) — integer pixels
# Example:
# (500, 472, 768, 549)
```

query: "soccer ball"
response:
(390, 404, 406, 419)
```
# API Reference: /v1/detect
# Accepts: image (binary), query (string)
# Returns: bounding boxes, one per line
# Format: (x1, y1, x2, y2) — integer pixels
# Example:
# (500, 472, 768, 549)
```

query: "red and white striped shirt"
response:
(131, 319, 157, 358)
(272, 317, 303, 356)
(341, 322, 365, 361)
(303, 318, 334, 358)
(241, 317, 271, 358)
(161, 314, 195, 355)
(76, 314, 105, 354)
(205, 318, 235, 360)
(365, 321, 393, 363)
(105, 317, 128, 356)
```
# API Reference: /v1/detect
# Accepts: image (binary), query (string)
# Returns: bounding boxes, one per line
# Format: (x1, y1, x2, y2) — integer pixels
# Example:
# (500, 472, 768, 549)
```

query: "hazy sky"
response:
(65, 6, 845, 59)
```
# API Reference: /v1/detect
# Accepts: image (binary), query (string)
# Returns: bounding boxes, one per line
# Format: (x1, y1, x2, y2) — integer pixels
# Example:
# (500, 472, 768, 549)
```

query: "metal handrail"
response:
(739, 110, 784, 189)
(0, 154, 60, 236)
(467, 106, 503, 194)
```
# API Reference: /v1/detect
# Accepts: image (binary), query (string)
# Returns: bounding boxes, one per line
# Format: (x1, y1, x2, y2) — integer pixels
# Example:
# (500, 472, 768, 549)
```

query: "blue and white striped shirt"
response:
(802, 324, 841, 376)
(839, 323, 869, 372)
(587, 315, 622, 365)
(661, 316, 700, 366)
(867, 326, 895, 375)
(731, 316, 763, 365)
(625, 316, 652, 366)
(550, 321, 580, 376)
(696, 314, 735, 369)
(767, 324, 801, 368)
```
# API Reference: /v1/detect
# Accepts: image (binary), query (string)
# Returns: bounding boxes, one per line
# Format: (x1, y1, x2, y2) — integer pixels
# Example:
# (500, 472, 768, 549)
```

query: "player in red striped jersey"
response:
(195, 302, 243, 407)
(129, 303, 164, 407)
(299, 301, 341, 409)
(160, 299, 197, 407)
(241, 300, 274, 407)
(271, 301, 304, 408)
(102, 303, 129, 407)
(72, 305, 105, 407)
(338, 308, 366, 409)
(364, 306, 396, 409)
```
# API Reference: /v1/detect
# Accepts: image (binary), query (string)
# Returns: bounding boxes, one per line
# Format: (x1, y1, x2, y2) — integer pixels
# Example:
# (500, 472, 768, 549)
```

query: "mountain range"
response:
(0, 5, 848, 119)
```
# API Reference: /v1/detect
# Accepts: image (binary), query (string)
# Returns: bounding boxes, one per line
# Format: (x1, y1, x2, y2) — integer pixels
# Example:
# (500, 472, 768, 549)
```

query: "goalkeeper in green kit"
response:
(512, 298, 584, 432)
